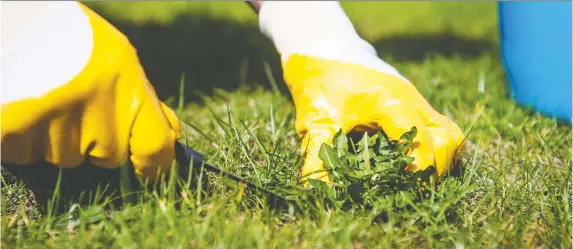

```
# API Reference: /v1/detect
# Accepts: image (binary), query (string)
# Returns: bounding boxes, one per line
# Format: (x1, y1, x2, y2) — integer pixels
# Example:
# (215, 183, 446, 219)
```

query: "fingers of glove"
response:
(159, 101, 182, 140)
(371, 99, 435, 172)
(443, 116, 465, 164)
(300, 128, 338, 184)
(447, 117, 465, 153)
(423, 112, 465, 176)
(129, 89, 178, 182)
(425, 125, 458, 176)
(375, 80, 465, 174)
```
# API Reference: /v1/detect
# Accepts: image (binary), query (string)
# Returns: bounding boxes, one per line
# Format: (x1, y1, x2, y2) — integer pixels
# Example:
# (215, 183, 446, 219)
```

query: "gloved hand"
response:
(1, 2, 181, 182)
(258, 2, 465, 183)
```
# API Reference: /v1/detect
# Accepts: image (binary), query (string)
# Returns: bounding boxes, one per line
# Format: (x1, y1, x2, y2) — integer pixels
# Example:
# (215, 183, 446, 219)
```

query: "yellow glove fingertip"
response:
(160, 102, 182, 139)
(406, 143, 436, 173)
(302, 155, 331, 186)
(130, 99, 179, 182)
(299, 130, 338, 185)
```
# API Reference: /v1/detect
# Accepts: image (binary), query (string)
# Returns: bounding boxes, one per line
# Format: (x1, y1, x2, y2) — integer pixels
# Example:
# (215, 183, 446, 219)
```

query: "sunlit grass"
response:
(2, 2, 571, 248)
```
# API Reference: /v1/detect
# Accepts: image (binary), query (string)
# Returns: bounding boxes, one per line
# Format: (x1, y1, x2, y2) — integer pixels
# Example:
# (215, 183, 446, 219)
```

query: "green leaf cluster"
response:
(265, 127, 438, 210)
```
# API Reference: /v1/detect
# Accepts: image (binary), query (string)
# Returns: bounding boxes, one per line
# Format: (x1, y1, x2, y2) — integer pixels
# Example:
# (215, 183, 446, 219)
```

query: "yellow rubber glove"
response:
(284, 55, 465, 182)
(259, 2, 465, 183)
(1, 2, 181, 181)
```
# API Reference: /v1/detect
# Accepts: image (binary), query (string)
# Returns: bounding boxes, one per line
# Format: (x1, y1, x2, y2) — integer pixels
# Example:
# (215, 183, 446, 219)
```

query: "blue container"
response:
(498, 1, 572, 122)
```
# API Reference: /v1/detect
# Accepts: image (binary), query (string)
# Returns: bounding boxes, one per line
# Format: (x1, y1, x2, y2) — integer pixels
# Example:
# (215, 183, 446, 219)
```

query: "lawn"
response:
(2, 2, 571, 248)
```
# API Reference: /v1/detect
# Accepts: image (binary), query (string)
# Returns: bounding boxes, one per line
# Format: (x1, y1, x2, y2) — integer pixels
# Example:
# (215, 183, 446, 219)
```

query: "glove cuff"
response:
(259, 2, 360, 57)
(258, 1, 408, 82)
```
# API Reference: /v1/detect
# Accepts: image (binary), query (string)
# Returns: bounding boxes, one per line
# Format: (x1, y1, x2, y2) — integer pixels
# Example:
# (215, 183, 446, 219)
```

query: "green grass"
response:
(2, 2, 571, 248)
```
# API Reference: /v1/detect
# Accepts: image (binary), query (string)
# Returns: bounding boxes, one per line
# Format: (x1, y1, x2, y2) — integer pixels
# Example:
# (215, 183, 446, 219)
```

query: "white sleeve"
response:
(258, 1, 408, 82)
(1, 1, 93, 104)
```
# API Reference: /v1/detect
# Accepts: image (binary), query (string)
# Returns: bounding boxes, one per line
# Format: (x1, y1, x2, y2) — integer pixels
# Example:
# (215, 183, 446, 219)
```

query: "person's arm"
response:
(247, 1, 465, 183)
(255, 2, 406, 81)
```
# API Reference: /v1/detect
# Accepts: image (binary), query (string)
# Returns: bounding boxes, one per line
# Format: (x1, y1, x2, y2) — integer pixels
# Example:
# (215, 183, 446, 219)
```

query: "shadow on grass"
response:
(372, 33, 497, 63)
(92, 7, 288, 103)
(90, 7, 496, 105)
